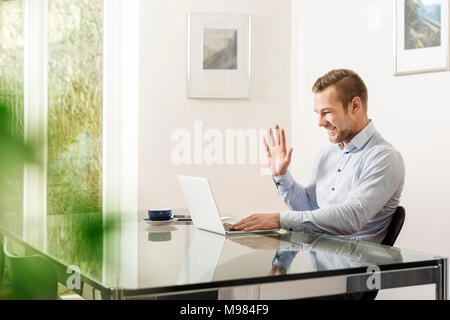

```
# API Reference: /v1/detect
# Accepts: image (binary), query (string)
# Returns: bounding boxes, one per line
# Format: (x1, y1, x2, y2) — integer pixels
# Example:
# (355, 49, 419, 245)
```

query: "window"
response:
(2, 0, 138, 240)
(2, 0, 139, 281)
(47, 0, 103, 216)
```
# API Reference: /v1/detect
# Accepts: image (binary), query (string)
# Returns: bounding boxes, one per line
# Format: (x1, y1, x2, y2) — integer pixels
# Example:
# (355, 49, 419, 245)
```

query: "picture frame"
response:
(187, 13, 251, 99)
(394, 0, 449, 76)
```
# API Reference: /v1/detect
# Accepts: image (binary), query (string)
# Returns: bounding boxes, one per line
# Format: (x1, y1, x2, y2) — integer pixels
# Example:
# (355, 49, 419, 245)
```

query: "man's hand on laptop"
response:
(230, 213, 281, 231)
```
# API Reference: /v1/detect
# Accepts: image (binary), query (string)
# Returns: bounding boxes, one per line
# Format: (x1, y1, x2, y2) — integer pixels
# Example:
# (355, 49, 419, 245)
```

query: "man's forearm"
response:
(273, 171, 317, 211)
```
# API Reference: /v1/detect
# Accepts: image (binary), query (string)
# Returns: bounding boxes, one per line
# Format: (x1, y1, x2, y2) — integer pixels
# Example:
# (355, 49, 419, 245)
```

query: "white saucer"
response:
(145, 225, 178, 232)
(142, 218, 176, 226)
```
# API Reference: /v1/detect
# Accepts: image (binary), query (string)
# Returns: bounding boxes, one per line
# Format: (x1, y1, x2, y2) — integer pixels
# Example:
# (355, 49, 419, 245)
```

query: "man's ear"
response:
(351, 96, 362, 113)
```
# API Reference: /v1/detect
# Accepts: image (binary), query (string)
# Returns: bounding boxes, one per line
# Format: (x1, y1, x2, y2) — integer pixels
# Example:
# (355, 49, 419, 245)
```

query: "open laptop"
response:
(177, 175, 279, 235)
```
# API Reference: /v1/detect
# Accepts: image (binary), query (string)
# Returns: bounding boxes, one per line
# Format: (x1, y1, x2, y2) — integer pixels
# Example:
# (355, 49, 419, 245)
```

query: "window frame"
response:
(22, 0, 140, 258)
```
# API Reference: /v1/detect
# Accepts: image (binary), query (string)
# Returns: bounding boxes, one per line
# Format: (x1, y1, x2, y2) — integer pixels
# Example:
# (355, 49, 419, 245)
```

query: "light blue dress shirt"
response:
(273, 121, 405, 243)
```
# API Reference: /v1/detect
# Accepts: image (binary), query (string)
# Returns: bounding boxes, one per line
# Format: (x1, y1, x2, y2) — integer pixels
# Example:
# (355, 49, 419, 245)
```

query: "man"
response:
(231, 69, 405, 244)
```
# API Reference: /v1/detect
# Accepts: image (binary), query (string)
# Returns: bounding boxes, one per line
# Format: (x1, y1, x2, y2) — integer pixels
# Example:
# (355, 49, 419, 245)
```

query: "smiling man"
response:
(231, 69, 405, 243)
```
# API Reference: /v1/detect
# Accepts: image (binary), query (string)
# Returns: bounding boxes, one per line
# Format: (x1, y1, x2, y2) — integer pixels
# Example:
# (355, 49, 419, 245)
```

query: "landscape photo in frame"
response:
(395, 0, 449, 75)
(188, 13, 251, 98)
(203, 28, 238, 70)
(405, 0, 441, 50)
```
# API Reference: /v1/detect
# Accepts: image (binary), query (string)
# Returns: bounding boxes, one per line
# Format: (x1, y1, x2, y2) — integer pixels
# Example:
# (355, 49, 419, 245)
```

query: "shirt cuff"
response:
(272, 250, 297, 270)
(272, 171, 295, 192)
(280, 210, 304, 232)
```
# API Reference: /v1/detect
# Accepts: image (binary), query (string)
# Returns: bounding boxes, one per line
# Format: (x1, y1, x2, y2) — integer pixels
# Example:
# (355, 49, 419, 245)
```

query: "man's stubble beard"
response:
(329, 126, 355, 145)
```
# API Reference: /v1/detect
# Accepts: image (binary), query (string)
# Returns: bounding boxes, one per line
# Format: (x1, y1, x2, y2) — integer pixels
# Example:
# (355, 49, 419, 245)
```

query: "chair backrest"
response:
(361, 206, 406, 300)
(381, 206, 406, 247)
(3, 238, 58, 300)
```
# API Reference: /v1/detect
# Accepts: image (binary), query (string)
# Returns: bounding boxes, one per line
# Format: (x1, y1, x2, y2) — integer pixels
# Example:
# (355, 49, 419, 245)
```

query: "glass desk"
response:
(0, 213, 447, 300)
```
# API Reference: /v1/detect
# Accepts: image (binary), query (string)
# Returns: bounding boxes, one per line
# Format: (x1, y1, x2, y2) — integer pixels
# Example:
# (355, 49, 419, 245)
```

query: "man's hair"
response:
(312, 69, 368, 111)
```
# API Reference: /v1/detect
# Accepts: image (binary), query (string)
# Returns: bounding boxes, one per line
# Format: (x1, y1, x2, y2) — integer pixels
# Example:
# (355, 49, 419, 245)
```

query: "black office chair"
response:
(360, 206, 406, 300)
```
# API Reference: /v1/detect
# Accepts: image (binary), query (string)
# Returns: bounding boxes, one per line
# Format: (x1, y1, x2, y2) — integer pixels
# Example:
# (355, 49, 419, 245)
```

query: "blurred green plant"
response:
(0, 0, 25, 223)
(1, 0, 112, 299)
(1, 97, 114, 296)
(46, 212, 116, 282)
(0, 99, 35, 214)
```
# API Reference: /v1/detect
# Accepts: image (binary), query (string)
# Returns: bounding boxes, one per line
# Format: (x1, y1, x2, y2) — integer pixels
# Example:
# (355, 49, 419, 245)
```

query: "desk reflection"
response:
(231, 232, 403, 275)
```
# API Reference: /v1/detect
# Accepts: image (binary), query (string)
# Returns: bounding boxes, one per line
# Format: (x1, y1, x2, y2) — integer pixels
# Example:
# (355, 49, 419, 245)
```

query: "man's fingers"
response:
(243, 224, 264, 232)
(281, 129, 286, 150)
(275, 124, 280, 145)
(269, 128, 276, 147)
(232, 221, 254, 231)
(236, 223, 254, 231)
(232, 214, 261, 230)
(231, 220, 244, 229)
(263, 136, 271, 158)
(231, 216, 254, 230)
(263, 136, 269, 152)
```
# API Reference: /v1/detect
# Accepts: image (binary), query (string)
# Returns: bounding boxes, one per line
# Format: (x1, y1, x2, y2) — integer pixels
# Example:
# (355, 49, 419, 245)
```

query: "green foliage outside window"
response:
(47, 0, 103, 216)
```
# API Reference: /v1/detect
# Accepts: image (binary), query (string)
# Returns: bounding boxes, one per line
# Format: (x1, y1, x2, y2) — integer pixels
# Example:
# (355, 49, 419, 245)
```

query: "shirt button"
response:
(332, 188, 335, 191)
(338, 169, 341, 172)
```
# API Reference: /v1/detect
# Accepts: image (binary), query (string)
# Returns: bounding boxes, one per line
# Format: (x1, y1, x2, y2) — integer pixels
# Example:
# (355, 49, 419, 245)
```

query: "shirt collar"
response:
(339, 120, 376, 152)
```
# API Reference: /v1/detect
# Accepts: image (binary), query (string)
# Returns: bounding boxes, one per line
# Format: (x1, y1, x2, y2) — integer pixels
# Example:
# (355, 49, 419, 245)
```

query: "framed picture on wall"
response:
(395, 0, 449, 75)
(187, 13, 251, 98)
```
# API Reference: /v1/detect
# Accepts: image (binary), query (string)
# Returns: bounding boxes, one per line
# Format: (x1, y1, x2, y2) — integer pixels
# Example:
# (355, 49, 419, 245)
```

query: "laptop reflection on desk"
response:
(176, 228, 290, 286)
(176, 228, 224, 285)
(177, 175, 279, 236)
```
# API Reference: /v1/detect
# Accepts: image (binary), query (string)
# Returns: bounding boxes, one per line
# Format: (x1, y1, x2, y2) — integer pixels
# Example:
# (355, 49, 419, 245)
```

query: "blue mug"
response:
(148, 209, 172, 221)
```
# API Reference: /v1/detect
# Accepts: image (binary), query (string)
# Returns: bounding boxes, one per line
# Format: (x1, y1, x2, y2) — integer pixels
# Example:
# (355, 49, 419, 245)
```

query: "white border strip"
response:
(102, 0, 140, 289)
(23, 0, 48, 247)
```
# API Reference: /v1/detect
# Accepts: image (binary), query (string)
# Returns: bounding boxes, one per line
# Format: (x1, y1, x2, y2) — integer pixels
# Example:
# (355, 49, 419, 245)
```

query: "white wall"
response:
(291, 0, 450, 298)
(138, 0, 292, 218)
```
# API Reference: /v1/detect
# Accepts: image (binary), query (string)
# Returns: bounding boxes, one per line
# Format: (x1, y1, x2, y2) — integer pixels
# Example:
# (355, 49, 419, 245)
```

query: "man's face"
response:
(314, 86, 355, 145)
